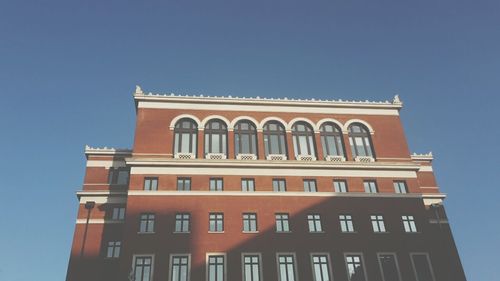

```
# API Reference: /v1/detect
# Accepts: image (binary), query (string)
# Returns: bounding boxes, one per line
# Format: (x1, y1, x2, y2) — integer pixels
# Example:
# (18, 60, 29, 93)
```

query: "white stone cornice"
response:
(133, 87, 403, 111)
(85, 145, 132, 156)
(125, 158, 421, 171)
(411, 152, 433, 161)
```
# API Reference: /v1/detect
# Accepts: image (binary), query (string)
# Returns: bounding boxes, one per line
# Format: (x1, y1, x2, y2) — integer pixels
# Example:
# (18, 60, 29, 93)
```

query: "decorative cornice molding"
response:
(411, 152, 433, 161)
(85, 145, 132, 156)
(133, 85, 403, 110)
(125, 157, 421, 171)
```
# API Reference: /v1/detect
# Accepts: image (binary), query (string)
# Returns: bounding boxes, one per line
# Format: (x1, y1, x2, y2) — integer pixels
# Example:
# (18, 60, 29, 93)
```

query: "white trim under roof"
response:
(133, 86, 403, 116)
(85, 145, 132, 156)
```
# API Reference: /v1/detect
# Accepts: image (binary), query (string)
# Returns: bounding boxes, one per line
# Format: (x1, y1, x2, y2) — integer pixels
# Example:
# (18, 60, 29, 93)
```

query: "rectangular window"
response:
(402, 215, 418, 233)
(109, 168, 130, 185)
(371, 215, 386, 233)
(175, 213, 190, 233)
(106, 241, 121, 258)
(171, 255, 190, 281)
(277, 254, 296, 281)
(243, 254, 261, 281)
(139, 213, 155, 233)
(378, 253, 401, 281)
(345, 254, 367, 281)
(303, 179, 317, 192)
(275, 213, 290, 232)
(207, 255, 225, 281)
(241, 179, 255, 192)
(307, 214, 323, 232)
(209, 213, 224, 232)
(393, 181, 407, 194)
(273, 179, 286, 192)
(112, 207, 125, 220)
(133, 255, 153, 281)
(339, 214, 354, 233)
(312, 254, 331, 281)
(210, 178, 223, 191)
(243, 213, 258, 232)
(364, 180, 378, 193)
(334, 180, 348, 193)
(117, 170, 130, 185)
(177, 177, 191, 191)
(144, 177, 158, 191)
(411, 253, 435, 281)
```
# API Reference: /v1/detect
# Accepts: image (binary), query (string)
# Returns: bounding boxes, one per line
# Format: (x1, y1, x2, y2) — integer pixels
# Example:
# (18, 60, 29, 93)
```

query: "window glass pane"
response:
(379, 254, 400, 281)
(412, 254, 435, 281)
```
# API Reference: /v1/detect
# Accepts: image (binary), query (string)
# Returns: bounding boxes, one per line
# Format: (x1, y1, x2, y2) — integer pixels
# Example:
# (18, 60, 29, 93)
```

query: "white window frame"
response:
(131, 254, 155, 281)
(206, 253, 227, 281)
(241, 252, 263, 281)
(112, 207, 125, 220)
(242, 213, 258, 233)
(276, 252, 299, 281)
(344, 253, 368, 281)
(410, 252, 436, 281)
(169, 253, 191, 281)
(339, 214, 355, 233)
(377, 252, 402, 281)
(370, 215, 386, 233)
(310, 253, 333, 281)
(106, 241, 121, 258)
(174, 213, 191, 233)
(275, 213, 291, 233)
(333, 180, 348, 193)
(402, 215, 418, 233)
(307, 214, 323, 233)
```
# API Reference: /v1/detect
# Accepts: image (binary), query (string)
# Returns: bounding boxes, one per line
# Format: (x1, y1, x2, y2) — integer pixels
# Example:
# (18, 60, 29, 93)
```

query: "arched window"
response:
(234, 120, 258, 156)
(173, 118, 198, 156)
(348, 123, 374, 158)
(204, 119, 228, 156)
(291, 122, 316, 157)
(320, 123, 345, 157)
(263, 121, 287, 156)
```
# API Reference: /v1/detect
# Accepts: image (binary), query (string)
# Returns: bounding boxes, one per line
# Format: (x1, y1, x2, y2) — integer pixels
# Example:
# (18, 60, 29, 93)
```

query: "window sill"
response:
(208, 231, 224, 234)
(341, 231, 357, 234)
(138, 231, 155, 234)
(242, 231, 259, 234)
(173, 231, 190, 234)
(276, 231, 292, 234)
(309, 231, 326, 234)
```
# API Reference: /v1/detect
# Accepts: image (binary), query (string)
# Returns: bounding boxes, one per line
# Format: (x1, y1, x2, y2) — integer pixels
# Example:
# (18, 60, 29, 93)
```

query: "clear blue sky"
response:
(1, 0, 498, 280)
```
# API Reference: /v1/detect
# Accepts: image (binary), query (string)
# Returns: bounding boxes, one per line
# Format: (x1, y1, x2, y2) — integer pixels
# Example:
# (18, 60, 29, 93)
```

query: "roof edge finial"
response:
(135, 85, 144, 95)
(393, 94, 402, 105)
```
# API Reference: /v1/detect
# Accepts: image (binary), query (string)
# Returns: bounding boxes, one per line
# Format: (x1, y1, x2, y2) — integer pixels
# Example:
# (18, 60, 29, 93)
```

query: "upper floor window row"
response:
(173, 117, 375, 160)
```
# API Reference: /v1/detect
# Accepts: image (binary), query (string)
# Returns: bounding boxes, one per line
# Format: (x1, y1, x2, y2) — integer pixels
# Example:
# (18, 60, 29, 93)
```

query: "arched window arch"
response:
(204, 119, 228, 156)
(320, 122, 345, 158)
(173, 118, 198, 156)
(348, 123, 374, 158)
(234, 120, 258, 156)
(291, 122, 316, 157)
(263, 121, 287, 157)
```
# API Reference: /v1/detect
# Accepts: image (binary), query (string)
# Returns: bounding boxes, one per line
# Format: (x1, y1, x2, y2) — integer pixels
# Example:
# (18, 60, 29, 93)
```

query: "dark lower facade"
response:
(66, 196, 465, 281)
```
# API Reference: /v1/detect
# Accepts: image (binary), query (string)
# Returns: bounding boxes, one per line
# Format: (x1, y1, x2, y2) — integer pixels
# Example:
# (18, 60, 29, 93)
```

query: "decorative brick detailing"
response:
(236, 153, 257, 160)
(174, 153, 195, 160)
(266, 154, 287, 161)
(354, 156, 375, 163)
(325, 155, 346, 162)
(206, 153, 227, 160)
(296, 155, 316, 161)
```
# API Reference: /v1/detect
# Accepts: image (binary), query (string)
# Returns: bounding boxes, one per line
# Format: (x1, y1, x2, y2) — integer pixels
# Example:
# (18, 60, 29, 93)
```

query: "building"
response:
(66, 86, 466, 281)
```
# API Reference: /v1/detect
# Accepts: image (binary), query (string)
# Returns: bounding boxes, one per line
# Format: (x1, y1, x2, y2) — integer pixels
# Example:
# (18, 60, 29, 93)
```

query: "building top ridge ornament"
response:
(133, 86, 403, 109)
(85, 145, 132, 155)
(411, 152, 433, 161)
(135, 85, 143, 95)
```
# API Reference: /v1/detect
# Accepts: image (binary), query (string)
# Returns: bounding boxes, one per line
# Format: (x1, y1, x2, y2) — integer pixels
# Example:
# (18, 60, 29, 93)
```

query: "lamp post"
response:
(80, 201, 95, 258)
